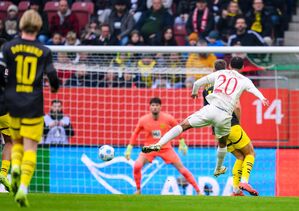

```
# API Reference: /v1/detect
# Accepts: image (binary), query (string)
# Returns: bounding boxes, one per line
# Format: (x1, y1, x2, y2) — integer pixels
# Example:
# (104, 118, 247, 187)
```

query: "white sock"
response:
(20, 184, 28, 194)
(157, 125, 183, 146)
(215, 146, 227, 169)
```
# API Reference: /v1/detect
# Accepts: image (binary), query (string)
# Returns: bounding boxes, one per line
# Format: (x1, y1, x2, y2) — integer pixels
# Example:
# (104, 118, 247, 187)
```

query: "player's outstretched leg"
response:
(141, 144, 161, 153)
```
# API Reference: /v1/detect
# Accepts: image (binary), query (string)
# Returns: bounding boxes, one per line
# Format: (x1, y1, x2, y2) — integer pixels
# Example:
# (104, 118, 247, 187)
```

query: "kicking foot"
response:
(142, 144, 161, 153)
(15, 188, 30, 207)
(231, 190, 245, 196)
(213, 166, 227, 177)
(0, 174, 12, 192)
(239, 182, 259, 196)
(11, 167, 20, 196)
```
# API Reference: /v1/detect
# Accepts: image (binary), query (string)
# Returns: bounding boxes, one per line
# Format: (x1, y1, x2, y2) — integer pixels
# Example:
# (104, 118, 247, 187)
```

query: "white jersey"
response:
(192, 69, 266, 114)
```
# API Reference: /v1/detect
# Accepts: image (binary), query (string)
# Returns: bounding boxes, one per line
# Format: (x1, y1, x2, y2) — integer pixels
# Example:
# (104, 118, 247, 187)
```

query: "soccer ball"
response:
(98, 145, 114, 161)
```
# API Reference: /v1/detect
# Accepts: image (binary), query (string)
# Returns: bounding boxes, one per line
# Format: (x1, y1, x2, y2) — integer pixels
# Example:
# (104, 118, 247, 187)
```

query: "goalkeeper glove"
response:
(124, 144, 133, 160)
(178, 139, 188, 155)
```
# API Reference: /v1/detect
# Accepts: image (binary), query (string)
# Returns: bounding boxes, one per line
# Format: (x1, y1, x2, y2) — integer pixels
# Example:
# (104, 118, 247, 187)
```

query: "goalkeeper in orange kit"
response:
(124, 97, 201, 195)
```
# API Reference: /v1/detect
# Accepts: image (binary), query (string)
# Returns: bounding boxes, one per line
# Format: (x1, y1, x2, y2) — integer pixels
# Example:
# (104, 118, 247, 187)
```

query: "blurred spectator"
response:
(4, 4, 19, 40)
(110, 52, 134, 67)
(168, 53, 186, 88)
(217, 0, 242, 42)
(263, 0, 287, 44)
(0, 20, 9, 40)
(127, 30, 144, 45)
(153, 26, 177, 46)
(43, 99, 74, 145)
(227, 16, 266, 46)
(147, 0, 173, 14)
(245, 0, 272, 44)
(47, 32, 64, 45)
(137, 53, 157, 87)
(95, 0, 112, 24)
(93, 23, 119, 45)
(98, 70, 120, 87)
(130, 0, 148, 23)
(186, 0, 214, 39)
(185, 39, 217, 80)
(46, 32, 64, 61)
(30, 0, 50, 44)
(81, 19, 101, 45)
(119, 71, 139, 88)
(205, 30, 225, 59)
(50, 0, 79, 37)
(135, 0, 174, 45)
(65, 31, 81, 64)
(108, 0, 135, 45)
(64, 69, 99, 87)
(188, 32, 199, 46)
(174, 0, 197, 17)
(209, 0, 225, 24)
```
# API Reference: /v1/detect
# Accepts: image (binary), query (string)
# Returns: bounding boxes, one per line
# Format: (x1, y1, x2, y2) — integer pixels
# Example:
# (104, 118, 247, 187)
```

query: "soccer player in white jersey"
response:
(142, 56, 269, 177)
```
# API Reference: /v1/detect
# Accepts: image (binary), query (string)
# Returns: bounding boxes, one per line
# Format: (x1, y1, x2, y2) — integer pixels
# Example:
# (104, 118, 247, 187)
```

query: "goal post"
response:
(1, 46, 299, 196)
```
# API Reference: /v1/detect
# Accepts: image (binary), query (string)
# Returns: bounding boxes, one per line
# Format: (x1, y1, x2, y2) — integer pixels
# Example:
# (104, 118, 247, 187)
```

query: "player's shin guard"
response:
(11, 144, 24, 170)
(178, 167, 200, 193)
(215, 146, 227, 170)
(232, 159, 243, 193)
(20, 150, 37, 188)
(0, 160, 11, 177)
(241, 155, 255, 183)
(157, 125, 183, 146)
(133, 161, 143, 192)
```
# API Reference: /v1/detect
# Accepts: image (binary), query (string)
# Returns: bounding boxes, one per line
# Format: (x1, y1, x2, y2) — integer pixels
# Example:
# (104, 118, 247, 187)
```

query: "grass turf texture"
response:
(1, 193, 298, 211)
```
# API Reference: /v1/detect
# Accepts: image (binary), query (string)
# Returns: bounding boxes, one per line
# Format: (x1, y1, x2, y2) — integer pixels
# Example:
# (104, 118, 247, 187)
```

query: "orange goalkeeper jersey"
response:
(129, 112, 181, 149)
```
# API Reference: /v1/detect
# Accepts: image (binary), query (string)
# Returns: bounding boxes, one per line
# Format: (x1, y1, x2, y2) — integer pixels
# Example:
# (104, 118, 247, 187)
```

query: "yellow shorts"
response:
(9, 116, 44, 142)
(0, 113, 11, 136)
(227, 125, 251, 153)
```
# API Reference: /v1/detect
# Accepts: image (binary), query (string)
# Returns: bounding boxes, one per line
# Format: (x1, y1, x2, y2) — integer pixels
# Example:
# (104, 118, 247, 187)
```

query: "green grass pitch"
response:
(1, 193, 299, 211)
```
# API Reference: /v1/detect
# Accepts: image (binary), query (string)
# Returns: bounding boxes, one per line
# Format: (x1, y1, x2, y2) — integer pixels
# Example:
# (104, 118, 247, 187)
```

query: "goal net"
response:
(1, 46, 298, 196)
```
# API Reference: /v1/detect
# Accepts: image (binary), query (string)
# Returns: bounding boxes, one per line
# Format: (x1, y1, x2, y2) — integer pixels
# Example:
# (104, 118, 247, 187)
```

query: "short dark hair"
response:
(230, 56, 244, 70)
(150, 97, 161, 105)
(51, 99, 62, 105)
(214, 59, 227, 71)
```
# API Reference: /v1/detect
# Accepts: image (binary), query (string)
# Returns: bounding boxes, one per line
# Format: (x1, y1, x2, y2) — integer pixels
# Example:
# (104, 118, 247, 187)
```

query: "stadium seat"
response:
(44, 1, 60, 24)
(0, 1, 12, 21)
(71, 2, 94, 31)
(18, 1, 30, 18)
(173, 23, 187, 46)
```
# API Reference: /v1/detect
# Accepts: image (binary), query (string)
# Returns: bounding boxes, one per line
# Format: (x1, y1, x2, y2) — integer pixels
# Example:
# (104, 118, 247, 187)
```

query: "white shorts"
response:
(187, 105, 232, 138)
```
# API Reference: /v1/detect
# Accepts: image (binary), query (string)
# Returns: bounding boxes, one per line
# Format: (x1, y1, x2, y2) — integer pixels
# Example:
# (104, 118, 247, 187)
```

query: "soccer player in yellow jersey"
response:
(0, 38, 12, 193)
(202, 59, 258, 196)
(0, 10, 59, 207)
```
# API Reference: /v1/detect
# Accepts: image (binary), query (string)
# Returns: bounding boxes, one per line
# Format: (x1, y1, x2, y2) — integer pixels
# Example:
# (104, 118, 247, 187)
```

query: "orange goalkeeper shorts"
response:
(141, 147, 181, 164)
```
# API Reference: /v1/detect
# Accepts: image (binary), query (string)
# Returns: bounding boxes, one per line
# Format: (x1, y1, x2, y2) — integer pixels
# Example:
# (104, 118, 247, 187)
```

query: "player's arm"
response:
(234, 100, 241, 121)
(125, 120, 143, 160)
(0, 46, 7, 88)
(246, 80, 269, 106)
(44, 50, 59, 93)
(191, 72, 217, 98)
